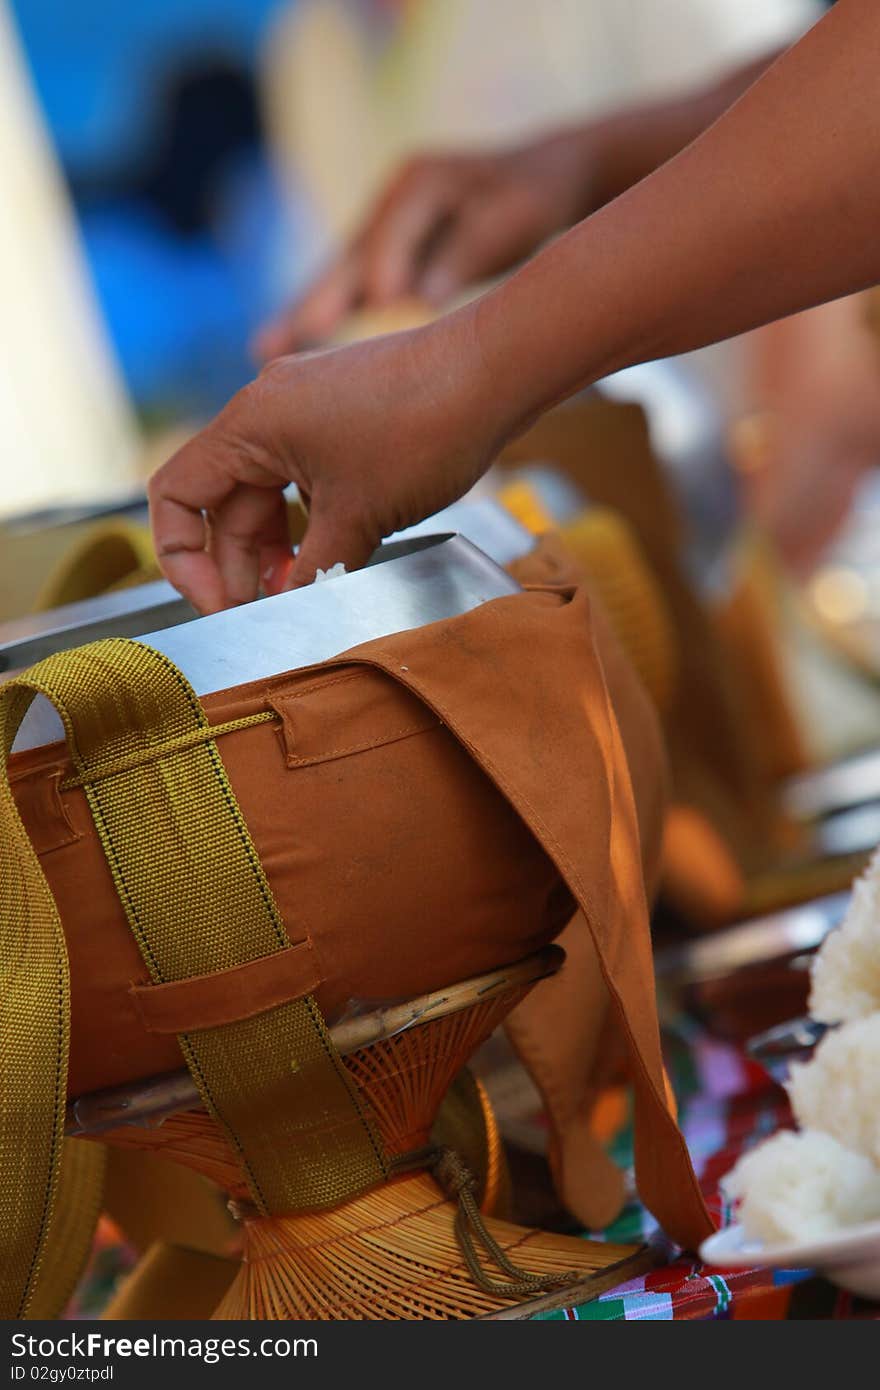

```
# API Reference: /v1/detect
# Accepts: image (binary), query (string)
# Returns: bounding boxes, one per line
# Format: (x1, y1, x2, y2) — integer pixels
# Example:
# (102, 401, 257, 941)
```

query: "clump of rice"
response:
(810, 847, 880, 1023)
(722, 1129, 880, 1245)
(314, 562, 347, 584)
(724, 855, 880, 1242)
(787, 1014, 880, 1166)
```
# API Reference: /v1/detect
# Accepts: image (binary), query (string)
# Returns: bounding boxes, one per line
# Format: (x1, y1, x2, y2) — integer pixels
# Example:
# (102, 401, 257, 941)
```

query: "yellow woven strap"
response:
(0, 681, 73, 1317)
(0, 641, 386, 1313)
(24, 1141, 107, 1319)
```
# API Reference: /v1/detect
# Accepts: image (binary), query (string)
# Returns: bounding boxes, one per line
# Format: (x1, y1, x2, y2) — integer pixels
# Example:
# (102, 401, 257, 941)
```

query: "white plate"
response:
(700, 1220, 880, 1299)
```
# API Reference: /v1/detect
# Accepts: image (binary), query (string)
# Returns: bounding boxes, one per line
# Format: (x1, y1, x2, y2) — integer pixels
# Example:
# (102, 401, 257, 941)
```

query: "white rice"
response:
(722, 1129, 880, 1245)
(314, 562, 348, 584)
(723, 842, 880, 1242)
(810, 846, 880, 1023)
(787, 1013, 880, 1165)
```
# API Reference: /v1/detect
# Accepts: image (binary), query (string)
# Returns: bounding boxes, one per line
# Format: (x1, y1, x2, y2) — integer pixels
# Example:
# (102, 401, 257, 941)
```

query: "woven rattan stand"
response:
(68, 947, 653, 1319)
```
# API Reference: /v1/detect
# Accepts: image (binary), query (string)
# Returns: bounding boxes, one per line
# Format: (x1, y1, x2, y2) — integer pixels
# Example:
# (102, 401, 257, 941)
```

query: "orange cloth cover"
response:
(10, 584, 711, 1250)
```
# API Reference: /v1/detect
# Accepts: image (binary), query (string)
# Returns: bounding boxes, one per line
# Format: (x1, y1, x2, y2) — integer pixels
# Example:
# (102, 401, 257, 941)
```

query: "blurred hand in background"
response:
(254, 50, 777, 361)
(736, 293, 880, 576)
(253, 136, 590, 360)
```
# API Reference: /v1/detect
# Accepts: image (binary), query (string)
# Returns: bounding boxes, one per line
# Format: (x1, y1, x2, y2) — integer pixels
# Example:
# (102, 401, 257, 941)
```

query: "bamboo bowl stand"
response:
(67, 947, 654, 1319)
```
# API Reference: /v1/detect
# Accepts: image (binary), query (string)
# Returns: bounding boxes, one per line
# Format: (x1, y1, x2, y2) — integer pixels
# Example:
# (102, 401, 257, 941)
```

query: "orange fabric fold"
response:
(129, 940, 322, 1034)
(10, 579, 711, 1248)
(325, 585, 713, 1250)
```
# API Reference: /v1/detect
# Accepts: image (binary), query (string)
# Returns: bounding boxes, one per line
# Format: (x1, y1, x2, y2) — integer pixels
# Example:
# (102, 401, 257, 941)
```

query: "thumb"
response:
(284, 501, 379, 588)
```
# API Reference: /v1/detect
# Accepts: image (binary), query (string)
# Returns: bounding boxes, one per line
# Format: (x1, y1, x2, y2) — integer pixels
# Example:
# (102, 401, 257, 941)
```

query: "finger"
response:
(253, 252, 362, 361)
(149, 441, 238, 615)
(361, 166, 461, 306)
(260, 505, 296, 595)
(159, 543, 227, 618)
(210, 485, 292, 606)
(285, 495, 379, 589)
(419, 189, 536, 303)
(149, 402, 285, 613)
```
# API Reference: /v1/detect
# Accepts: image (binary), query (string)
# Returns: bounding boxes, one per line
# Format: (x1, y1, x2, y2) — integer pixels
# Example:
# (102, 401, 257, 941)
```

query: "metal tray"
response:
(745, 1015, 829, 1084)
(784, 749, 880, 821)
(654, 891, 849, 987)
(3, 532, 520, 753)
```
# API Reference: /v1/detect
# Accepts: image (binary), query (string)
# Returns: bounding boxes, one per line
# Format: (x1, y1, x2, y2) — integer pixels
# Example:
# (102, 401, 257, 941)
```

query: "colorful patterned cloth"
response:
(67, 1015, 880, 1321)
(535, 1018, 880, 1321)
(66, 1217, 137, 1320)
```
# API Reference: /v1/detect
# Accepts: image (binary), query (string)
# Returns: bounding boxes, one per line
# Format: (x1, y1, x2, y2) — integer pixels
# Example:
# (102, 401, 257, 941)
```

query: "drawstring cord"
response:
(229, 1146, 582, 1300)
(391, 1146, 581, 1298)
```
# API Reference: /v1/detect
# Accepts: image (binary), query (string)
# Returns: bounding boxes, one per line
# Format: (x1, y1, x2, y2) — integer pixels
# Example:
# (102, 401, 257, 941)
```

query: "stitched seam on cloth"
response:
(128, 939, 321, 1032)
(284, 721, 436, 767)
(333, 649, 598, 914)
(192, 725, 384, 1196)
(58, 711, 277, 789)
(270, 671, 364, 702)
(11, 771, 82, 855)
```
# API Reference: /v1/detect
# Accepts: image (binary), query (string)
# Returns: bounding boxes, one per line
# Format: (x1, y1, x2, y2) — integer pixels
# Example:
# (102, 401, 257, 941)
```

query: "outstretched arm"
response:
(476, 0, 879, 422)
(256, 50, 783, 358)
(151, 0, 880, 613)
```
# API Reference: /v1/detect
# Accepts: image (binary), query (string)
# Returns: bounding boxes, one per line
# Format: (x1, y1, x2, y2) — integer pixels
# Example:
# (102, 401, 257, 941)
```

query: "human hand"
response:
(254, 134, 588, 361)
(738, 295, 880, 575)
(149, 311, 508, 613)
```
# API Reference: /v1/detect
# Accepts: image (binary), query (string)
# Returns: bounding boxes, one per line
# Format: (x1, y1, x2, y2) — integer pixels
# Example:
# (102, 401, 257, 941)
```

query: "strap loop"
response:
(0, 638, 388, 1317)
